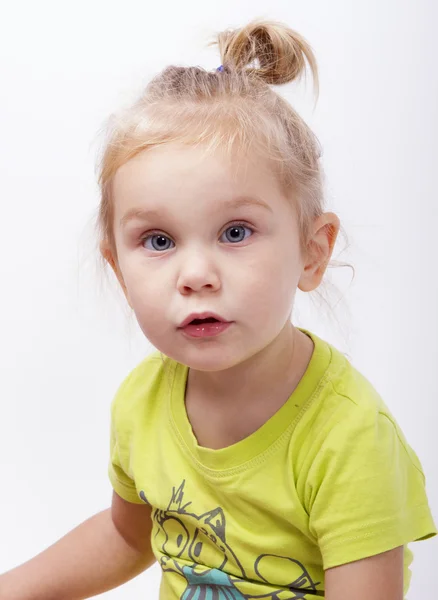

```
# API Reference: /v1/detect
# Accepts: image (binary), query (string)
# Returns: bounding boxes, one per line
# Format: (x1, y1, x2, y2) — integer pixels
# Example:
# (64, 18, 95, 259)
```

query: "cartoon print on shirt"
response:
(139, 481, 320, 599)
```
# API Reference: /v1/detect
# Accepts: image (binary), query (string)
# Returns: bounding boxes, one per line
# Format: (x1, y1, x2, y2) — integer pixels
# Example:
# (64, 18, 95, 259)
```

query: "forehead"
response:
(112, 143, 285, 210)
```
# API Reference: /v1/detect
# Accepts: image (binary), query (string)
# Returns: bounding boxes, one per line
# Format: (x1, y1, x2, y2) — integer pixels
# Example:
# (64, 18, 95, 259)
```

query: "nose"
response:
(176, 249, 221, 295)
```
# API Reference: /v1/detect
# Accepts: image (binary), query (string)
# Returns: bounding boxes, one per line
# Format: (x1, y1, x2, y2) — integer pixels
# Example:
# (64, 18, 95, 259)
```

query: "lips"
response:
(179, 312, 228, 328)
(178, 314, 233, 339)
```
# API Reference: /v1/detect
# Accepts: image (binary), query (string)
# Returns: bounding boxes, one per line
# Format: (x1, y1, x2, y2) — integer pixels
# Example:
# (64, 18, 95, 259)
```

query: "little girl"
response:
(1, 19, 436, 600)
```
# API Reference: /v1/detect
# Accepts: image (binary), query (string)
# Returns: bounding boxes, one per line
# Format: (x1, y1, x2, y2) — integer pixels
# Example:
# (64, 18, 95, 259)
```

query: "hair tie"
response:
(216, 65, 224, 72)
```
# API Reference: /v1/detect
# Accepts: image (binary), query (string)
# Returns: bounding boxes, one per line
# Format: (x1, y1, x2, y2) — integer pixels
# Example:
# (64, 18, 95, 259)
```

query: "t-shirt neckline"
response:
(169, 327, 332, 472)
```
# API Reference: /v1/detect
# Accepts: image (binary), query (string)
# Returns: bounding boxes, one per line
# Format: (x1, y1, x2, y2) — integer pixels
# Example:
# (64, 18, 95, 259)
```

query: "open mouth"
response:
(190, 317, 220, 325)
(179, 315, 232, 337)
(179, 313, 229, 329)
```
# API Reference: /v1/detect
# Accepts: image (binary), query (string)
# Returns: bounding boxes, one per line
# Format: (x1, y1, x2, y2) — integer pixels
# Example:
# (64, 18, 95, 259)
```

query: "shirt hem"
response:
(108, 465, 144, 505)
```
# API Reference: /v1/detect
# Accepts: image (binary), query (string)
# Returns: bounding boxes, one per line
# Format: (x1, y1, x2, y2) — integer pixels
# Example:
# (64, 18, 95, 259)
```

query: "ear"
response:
(100, 240, 132, 307)
(298, 212, 340, 293)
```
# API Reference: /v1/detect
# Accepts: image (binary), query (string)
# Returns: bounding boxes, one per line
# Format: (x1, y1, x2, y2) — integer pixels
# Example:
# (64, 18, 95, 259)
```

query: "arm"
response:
(0, 491, 155, 600)
(325, 546, 404, 600)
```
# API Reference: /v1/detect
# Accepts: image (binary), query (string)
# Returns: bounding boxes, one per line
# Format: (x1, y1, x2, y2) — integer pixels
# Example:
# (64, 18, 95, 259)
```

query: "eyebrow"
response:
(119, 195, 273, 227)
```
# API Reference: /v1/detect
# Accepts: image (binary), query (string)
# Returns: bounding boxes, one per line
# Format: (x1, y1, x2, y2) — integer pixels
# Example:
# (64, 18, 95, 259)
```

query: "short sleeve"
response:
(108, 374, 144, 505)
(306, 405, 437, 570)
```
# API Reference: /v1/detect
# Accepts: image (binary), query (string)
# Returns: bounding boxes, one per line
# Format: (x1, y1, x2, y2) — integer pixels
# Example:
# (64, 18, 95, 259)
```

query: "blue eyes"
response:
(142, 224, 253, 252)
(220, 225, 252, 243)
(144, 235, 172, 251)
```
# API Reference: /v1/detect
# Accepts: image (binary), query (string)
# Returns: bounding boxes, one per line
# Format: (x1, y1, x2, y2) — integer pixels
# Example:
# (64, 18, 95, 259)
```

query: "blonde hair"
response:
(96, 19, 353, 303)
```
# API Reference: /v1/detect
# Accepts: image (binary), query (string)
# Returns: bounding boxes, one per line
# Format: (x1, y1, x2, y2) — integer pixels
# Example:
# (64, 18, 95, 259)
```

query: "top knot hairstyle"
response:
(216, 20, 319, 89)
(97, 19, 348, 282)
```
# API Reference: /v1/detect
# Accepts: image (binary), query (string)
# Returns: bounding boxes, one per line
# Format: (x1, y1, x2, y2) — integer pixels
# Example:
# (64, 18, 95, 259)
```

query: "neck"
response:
(187, 322, 312, 405)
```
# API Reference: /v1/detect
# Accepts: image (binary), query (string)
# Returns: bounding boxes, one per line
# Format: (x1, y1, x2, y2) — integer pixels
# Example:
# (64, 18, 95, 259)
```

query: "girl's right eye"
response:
(141, 233, 175, 252)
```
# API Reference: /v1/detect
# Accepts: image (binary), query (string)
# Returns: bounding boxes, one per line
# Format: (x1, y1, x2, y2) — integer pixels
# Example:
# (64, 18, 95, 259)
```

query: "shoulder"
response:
(303, 333, 400, 436)
(110, 350, 177, 425)
(296, 332, 424, 480)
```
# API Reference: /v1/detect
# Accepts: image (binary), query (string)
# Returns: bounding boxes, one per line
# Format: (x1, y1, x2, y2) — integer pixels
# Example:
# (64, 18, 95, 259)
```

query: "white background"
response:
(0, 0, 437, 598)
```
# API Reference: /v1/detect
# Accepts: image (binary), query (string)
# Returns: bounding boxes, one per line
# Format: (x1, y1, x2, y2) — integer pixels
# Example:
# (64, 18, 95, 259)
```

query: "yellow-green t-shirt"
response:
(108, 328, 437, 599)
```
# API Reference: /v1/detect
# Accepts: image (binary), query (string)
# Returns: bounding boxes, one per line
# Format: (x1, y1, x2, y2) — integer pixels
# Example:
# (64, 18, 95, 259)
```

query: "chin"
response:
(185, 353, 242, 373)
(165, 343, 245, 372)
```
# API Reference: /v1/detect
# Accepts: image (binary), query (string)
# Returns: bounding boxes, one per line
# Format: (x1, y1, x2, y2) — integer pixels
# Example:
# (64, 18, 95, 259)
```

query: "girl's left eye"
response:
(142, 233, 175, 252)
(220, 224, 253, 243)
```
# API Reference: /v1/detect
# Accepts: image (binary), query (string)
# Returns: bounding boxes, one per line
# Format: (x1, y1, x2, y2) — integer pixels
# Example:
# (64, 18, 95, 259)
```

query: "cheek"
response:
(119, 259, 166, 310)
(236, 250, 299, 307)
